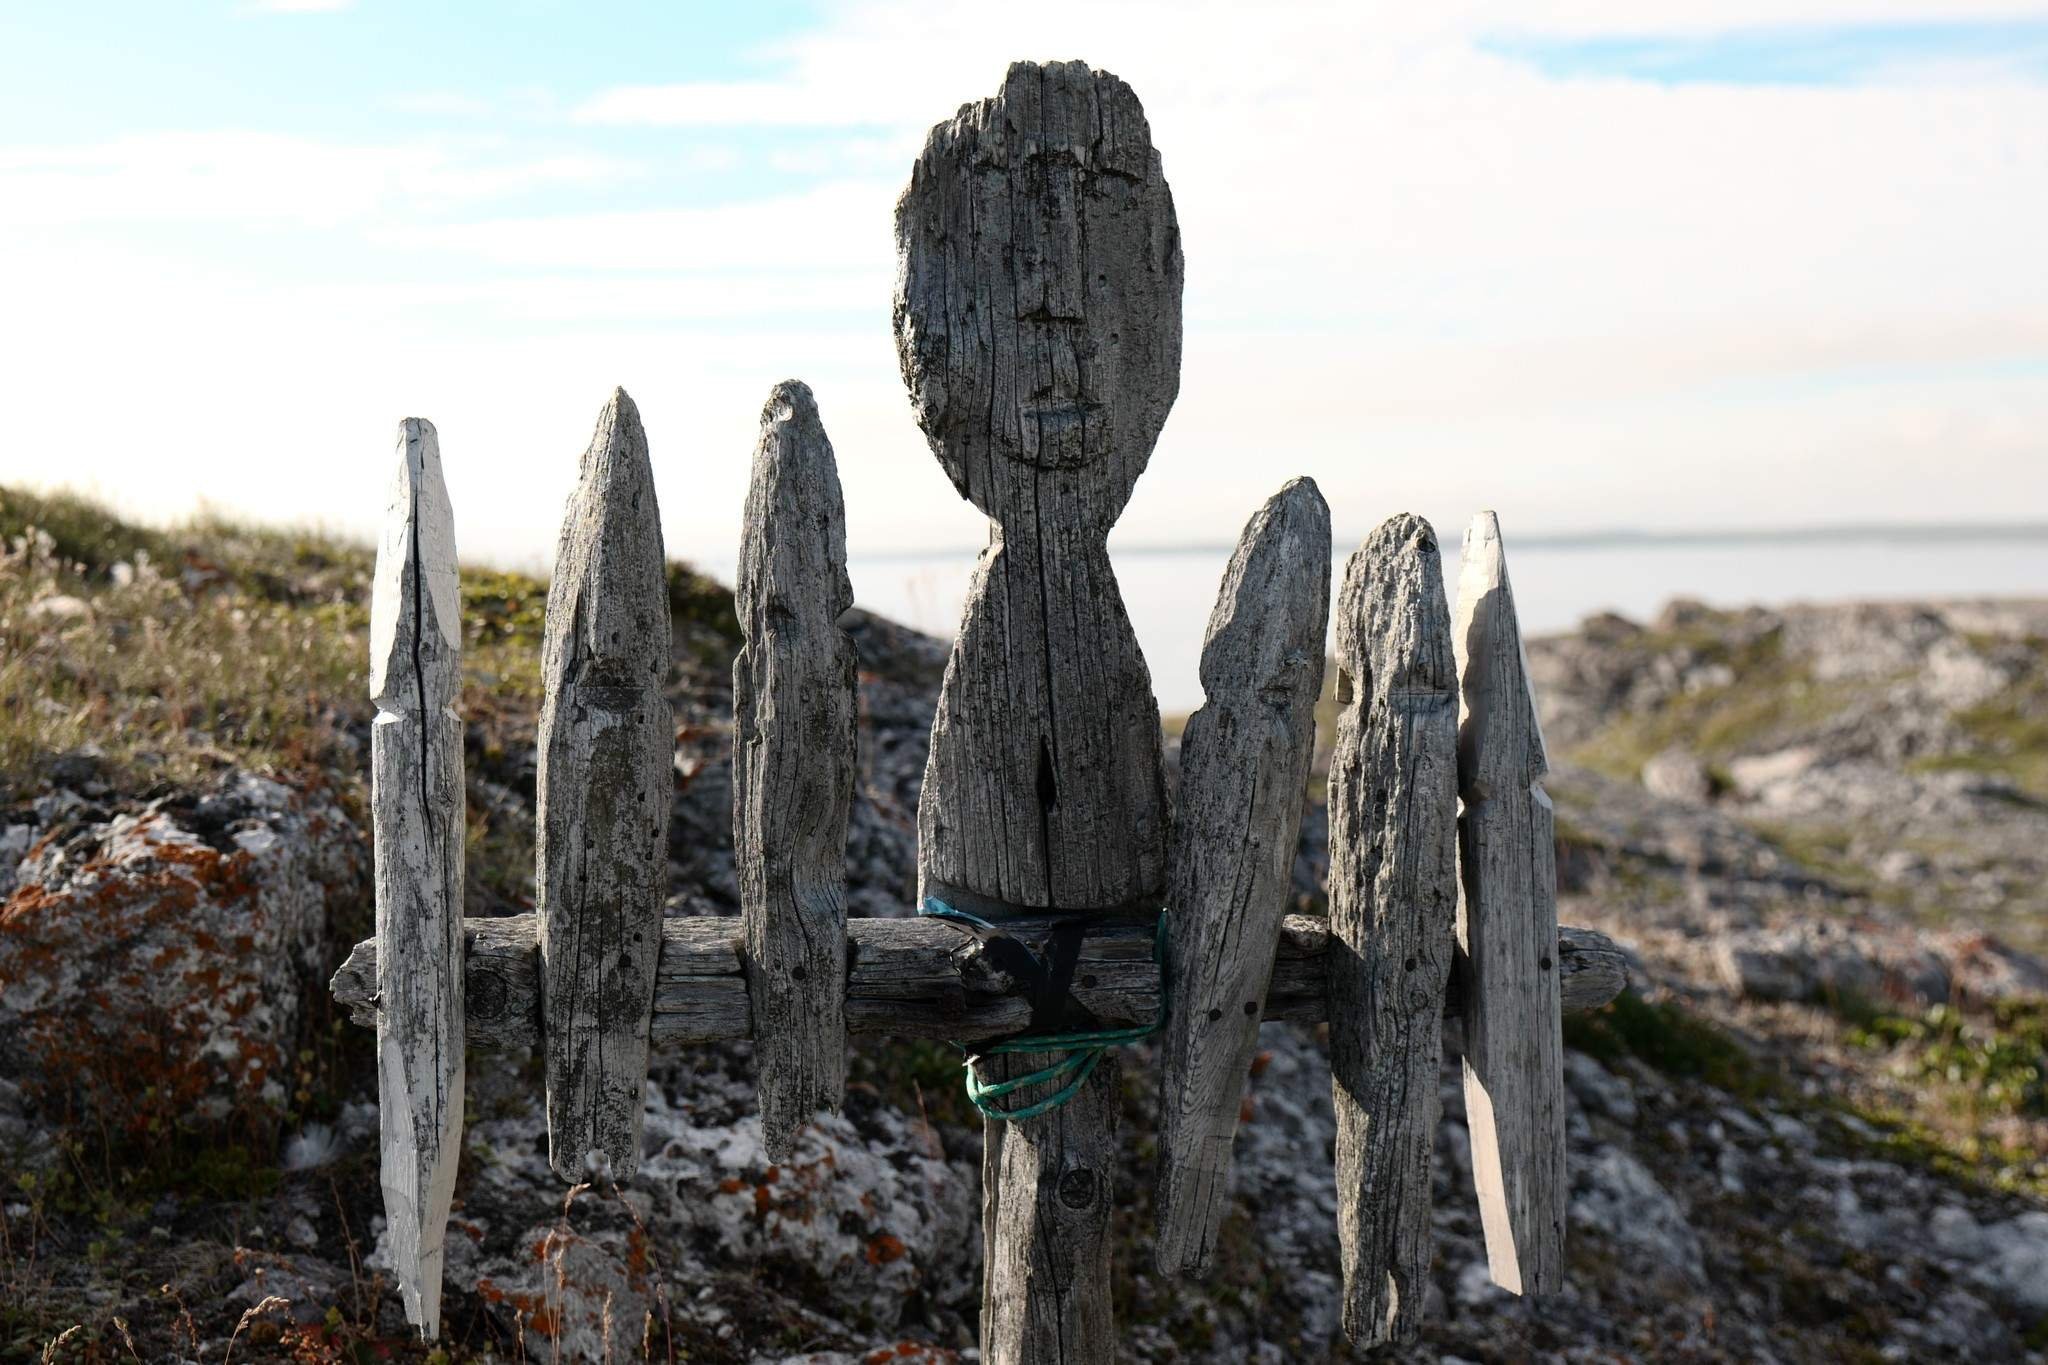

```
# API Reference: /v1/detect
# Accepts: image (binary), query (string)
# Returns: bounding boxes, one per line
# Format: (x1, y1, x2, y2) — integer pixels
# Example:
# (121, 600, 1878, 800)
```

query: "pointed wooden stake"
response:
(1328, 514, 1460, 1344)
(536, 388, 673, 1182)
(1454, 510, 1567, 1296)
(735, 380, 857, 1162)
(1155, 477, 1329, 1276)
(369, 418, 465, 1340)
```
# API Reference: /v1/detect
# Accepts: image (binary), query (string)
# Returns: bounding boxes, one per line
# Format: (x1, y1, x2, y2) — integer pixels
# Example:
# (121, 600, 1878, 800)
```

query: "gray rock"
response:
(1570, 1146, 1705, 1286)
(1713, 920, 1951, 1006)
(1969, 1212, 2048, 1315)
(1642, 746, 1714, 804)
(1563, 1050, 1638, 1126)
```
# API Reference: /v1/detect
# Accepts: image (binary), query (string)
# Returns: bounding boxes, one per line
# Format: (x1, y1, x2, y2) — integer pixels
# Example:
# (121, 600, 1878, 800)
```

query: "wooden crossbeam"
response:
(330, 915, 1627, 1047)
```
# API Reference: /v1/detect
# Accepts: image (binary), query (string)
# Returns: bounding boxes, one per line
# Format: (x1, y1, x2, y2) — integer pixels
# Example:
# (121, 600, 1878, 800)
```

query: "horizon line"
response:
(846, 519, 2048, 563)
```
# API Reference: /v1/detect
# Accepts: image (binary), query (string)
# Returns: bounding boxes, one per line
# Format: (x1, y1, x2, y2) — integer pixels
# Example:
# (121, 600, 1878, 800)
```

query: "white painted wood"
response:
(1327, 514, 1460, 1345)
(735, 380, 858, 1162)
(368, 418, 464, 1341)
(1155, 478, 1329, 1276)
(536, 388, 673, 1182)
(895, 59, 1183, 1365)
(1454, 510, 1568, 1297)
(332, 916, 1627, 1047)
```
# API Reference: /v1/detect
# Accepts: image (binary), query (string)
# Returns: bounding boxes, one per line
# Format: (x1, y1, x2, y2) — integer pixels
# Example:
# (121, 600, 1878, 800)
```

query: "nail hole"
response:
(1207, 1008, 1223, 1023)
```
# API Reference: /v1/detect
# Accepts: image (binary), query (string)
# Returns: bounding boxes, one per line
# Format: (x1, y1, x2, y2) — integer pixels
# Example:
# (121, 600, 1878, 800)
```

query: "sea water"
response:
(708, 529, 2048, 716)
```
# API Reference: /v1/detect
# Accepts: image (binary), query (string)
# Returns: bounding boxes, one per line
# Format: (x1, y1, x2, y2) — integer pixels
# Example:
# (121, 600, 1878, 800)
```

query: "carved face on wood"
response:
(894, 61, 1184, 530)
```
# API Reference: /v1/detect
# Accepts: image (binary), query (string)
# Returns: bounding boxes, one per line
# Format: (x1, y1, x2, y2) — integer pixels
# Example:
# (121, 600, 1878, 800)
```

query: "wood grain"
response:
(1155, 478, 1329, 1276)
(332, 916, 1628, 1047)
(735, 380, 858, 1162)
(368, 418, 465, 1341)
(536, 387, 673, 1182)
(894, 59, 1181, 1365)
(1327, 514, 1459, 1344)
(1454, 510, 1567, 1297)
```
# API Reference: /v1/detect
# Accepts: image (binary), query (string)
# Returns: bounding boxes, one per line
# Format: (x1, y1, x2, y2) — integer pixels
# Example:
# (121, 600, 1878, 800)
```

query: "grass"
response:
(0, 553, 369, 800)
(0, 485, 741, 809)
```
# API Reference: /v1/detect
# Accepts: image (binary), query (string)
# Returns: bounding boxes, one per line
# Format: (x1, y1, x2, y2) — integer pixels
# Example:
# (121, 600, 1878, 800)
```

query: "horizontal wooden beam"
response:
(330, 914, 1627, 1049)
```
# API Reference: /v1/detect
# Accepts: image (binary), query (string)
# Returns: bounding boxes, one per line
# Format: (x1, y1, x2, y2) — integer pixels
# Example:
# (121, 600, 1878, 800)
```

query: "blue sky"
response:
(1, 0, 2044, 569)
(1484, 18, 2048, 85)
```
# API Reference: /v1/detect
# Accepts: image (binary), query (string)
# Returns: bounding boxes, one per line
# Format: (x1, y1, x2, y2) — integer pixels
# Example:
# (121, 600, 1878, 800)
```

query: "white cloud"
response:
(1, 0, 2044, 578)
(0, 132, 639, 228)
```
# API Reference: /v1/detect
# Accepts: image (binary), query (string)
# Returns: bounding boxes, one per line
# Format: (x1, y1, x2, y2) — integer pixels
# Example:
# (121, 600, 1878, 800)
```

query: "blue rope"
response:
(918, 897, 1168, 1122)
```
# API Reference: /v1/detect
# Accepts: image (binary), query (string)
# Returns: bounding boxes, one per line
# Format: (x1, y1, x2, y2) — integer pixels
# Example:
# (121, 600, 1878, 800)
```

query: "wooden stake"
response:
(1155, 478, 1329, 1276)
(895, 59, 1182, 1365)
(1328, 514, 1459, 1344)
(369, 418, 465, 1340)
(735, 381, 857, 1162)
(536, 388, 672, 1182)
(1454, 510, 1567, 1296)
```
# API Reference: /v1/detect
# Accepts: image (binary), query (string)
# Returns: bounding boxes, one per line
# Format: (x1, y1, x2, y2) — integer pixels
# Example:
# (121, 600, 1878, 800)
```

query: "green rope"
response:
(919, 897, 1168, 1122)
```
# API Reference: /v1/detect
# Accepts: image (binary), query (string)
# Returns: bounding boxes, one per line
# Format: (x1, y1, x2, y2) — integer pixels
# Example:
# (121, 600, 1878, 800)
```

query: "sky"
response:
(1, 0, 2044, 570)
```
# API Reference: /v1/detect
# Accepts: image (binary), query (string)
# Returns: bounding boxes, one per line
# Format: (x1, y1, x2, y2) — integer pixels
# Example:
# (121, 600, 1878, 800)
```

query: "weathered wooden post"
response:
(536, 388, 673, 1181)
(1455, 510, 1567, 1296)
(734, 380, 857, 1162)
(895, 60, 1181, 1364)
(1327, 514, 1459, 1344)
(369, 418, 465, 1340)
(1155, 478, 1329, 1275)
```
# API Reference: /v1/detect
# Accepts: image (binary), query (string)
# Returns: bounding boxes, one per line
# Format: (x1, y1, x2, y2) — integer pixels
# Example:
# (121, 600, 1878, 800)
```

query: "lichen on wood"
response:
(535, 388, 673, 1182)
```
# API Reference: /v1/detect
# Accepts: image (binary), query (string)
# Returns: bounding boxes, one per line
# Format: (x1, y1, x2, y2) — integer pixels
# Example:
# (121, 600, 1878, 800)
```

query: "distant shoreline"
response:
(851, 521, 2048, 563)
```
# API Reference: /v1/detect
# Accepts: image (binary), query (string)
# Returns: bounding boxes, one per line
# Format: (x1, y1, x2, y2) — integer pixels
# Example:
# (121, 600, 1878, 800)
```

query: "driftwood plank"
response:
(535, 387, 673, 1182)
(1455, 510, 1567, 1296)
(1327, 514, 1460, 1345)
(332, 916, 1628, 1047)
(735, 380, 858, 1162)
(368, 418, 465, 1341)
(895, 59, 1182, 1365)
(1155, 478, 1330, 1276)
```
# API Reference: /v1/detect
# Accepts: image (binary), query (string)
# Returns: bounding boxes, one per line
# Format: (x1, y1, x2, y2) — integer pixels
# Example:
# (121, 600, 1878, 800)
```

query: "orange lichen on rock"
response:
(0, 773, 366, 1146)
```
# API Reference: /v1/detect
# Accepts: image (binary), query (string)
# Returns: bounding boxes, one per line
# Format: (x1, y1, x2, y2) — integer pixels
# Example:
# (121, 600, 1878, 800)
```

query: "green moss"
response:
(1564, 990, 1780, 1098)
(1848, 1002, 2048, 1119)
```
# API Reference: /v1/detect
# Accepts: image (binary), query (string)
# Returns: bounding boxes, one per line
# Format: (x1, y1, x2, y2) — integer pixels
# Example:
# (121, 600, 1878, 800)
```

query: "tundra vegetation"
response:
(2, 485, 2046, 1362)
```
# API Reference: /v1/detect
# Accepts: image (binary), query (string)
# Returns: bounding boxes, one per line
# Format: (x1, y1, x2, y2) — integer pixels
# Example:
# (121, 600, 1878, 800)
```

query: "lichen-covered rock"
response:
(397, 1044, 981, 1357)
(0, 772, 366, 1141)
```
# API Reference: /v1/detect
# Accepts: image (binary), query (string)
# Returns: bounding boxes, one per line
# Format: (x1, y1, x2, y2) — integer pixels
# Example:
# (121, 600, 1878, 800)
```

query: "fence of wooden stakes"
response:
(330, 59, 1629, 1361)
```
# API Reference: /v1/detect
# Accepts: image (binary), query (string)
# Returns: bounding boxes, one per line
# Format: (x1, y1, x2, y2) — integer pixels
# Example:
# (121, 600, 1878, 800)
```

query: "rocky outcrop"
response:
(367, 1044, 981, 1361)
(0, 772, 366, 1144)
